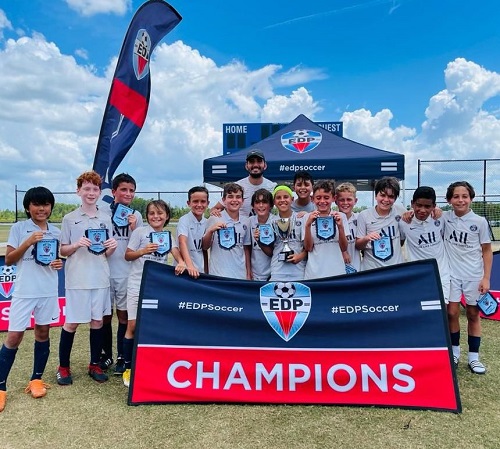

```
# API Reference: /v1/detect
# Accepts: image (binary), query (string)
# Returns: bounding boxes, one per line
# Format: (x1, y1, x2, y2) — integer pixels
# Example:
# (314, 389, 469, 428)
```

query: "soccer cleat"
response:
(56, 366, 73, 386)
(114, 358, 126, 375)
(88, 364, 109, 383)
(99, 356, 114, 371)
(468, 360, 486, 375)
(25, 379, 50, 398)
(453, 355, 459, 369)
(122, 369, 131, 388)
(0, 391, 6, 412)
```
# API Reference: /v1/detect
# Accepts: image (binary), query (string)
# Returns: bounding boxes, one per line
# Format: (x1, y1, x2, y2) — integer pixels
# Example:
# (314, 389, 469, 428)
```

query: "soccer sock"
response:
(102, 321, 113, 359)
(0, 345, 18, 391)
(468, 336, 481, 362)
(116, 322, 127, 358)
(89, 328, 104, 365)
(450, 331, 460, 358)
(123, 337, 134, 369)
(59, 329, 76, 368)
(32, 339, 50, 380)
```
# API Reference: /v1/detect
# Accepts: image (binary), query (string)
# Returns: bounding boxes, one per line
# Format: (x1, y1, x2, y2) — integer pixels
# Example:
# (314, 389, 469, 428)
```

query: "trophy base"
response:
(278, 250, 295, 262)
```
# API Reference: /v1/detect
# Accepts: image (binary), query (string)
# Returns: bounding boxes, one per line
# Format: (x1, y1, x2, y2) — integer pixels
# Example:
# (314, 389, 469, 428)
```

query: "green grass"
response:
(1, 313, 500, 449)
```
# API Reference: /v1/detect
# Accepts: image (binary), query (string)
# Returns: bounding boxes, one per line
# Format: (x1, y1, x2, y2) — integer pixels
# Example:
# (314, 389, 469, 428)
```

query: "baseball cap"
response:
(246, 149, 265, 161)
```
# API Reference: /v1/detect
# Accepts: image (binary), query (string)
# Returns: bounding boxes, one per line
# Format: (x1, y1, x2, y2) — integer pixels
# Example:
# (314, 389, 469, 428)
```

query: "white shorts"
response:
(110, 277, 128, 311)
(127, 289, 139, 321)
(65, 288, 111, 323)
(8, 295, 59, 332)
(449, 278, 480, 306)
(440, 275, 451, 304)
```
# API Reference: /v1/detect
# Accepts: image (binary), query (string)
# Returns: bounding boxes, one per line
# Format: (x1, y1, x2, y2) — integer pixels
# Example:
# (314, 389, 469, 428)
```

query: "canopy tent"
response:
(203, 114, 404, 191)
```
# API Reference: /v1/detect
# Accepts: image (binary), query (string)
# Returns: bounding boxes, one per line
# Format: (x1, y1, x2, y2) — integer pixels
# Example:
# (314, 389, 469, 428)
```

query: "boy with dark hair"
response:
(0, 187, 63, 412)
(177, 186, 209, 278)
(249, 188, 276, 281)
(56, 170, 117, 385)
(444, 181, 492, 374)
(202, 183, 252, 279)
(100, 173, 143, 375)
(355, 176, 406, 271)
(291, 171, 315, 213)
(303, 181, 348, 279)
(398, 186, 450, 302)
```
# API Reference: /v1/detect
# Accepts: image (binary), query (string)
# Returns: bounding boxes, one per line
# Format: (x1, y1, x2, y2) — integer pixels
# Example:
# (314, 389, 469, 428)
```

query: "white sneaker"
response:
(468, 360, 486, 374)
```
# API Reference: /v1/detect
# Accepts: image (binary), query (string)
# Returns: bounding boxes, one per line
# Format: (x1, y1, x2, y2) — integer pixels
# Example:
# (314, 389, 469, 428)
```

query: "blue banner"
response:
(92, 1, 181, 193)
(130, 260, 461, 412)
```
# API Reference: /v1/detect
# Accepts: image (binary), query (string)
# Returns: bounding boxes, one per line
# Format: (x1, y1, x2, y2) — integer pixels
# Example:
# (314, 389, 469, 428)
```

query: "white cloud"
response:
(65, 0, 131, 17)
(0, 9, 13, 39)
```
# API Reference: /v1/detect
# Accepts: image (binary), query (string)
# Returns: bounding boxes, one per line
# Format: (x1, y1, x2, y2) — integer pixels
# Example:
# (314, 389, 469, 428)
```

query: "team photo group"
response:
(0, 148, 492, 413)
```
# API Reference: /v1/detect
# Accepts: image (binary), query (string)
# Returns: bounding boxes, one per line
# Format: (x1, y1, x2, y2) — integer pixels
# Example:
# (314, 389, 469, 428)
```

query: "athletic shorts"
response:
(440, 275, 451, 304)
(8, 295, 59, 332)
(449, 278, 481, 306)
(65, 288, 111, 323)
(127, 289, 139, 321)
(110, 277, 128, 311)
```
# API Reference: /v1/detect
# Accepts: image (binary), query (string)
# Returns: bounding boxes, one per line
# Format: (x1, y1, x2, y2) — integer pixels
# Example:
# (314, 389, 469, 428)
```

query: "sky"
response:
(1, 0, 500, 210)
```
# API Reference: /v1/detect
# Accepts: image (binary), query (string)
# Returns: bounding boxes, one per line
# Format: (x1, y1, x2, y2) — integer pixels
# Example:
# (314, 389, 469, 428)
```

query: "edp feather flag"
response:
(92, 1, 181, 191)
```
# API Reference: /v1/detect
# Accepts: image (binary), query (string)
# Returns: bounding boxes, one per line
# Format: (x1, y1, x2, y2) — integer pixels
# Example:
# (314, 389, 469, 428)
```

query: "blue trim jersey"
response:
(356, 204, 406, 271)
(249, 214, 277, 281)
(104, 203, 143, 279)
(7, 219, 61, 298)
(443, 210, 490, 281)
(399, 216, 450, 290)
(61, 207, 112, 290)
(206, 211, 251, 279)
(176, 211, 207, 273)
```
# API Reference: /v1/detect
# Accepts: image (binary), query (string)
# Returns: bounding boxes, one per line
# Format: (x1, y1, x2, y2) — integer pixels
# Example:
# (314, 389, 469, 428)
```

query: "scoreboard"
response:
(223, 121, 343, 155)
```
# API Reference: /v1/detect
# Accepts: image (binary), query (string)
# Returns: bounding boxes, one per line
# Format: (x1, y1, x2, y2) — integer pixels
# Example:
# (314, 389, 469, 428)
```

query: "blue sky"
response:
(1, 0, 500, 209)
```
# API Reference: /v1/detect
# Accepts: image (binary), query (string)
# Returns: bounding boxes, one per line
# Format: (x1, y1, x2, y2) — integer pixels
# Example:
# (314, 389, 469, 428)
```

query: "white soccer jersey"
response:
(104, 203, 143, 279)
(206, 211, 251, 279)
(249, 213, 277, 281)
(344, 212, 361, 272)
(7, 219, 61, 298)
(127, 225, 172, 294)
(399, 216, 451, 289)
(356, 204, 406, 271)
(303, 213, 349, 280)
(61, 207, 112, 289)
(176, 211, 207, 272)
(291, 201, 316, 213)
(270, 213, 307, 281)
(443, 210, 490, 280)
(236, 176, 277, 216)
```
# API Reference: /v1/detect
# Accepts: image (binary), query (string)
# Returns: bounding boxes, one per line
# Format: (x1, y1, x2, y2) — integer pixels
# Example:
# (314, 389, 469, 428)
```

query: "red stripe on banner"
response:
(109, 78, 147, 128)
(131, 346, 459, 411)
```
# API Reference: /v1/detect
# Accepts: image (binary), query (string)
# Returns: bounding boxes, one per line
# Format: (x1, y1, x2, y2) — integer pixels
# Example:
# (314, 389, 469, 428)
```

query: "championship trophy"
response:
(272, 218, 295, 262)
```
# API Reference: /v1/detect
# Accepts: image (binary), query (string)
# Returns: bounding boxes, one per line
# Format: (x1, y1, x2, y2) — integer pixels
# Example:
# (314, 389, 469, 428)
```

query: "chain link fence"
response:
(418, 159, 500, 240)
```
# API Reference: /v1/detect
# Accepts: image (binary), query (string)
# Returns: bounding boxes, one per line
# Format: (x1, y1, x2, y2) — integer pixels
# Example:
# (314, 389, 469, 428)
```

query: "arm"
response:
(170, 247, 187, 275)
(334, 212, 348, 253)
(244, 245, 252, 280)
(60, 236, 92, 258)
(303, 212, 316, 252)
(104, 237, 118, 257)
(479, 242, 493, 294)
(5, 231, 44, 265)
(201, 221, 225, 250)
(178, 234, 200, 278)
(125, 243, 158, 261)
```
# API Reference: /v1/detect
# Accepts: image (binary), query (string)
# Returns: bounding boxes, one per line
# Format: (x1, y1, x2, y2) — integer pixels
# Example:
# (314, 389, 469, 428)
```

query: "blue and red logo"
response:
(260, 282, 311, 341)
(133, 29, 151, 80)
(281, 129, 322, 154)
(0, 265, 16, 299)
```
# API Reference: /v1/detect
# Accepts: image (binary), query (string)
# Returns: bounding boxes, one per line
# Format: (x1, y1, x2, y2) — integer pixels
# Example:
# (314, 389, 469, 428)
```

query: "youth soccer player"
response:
(443, 181, 492, 374)
(56, 171, 117, 385)
(355, 177, 406, 271)
(291, 171, 315, 213)
(0, 187, 62, 412)
(202, 183, 252, 279)
(101, 173, 143, 375)
(177, 186, 209, 278)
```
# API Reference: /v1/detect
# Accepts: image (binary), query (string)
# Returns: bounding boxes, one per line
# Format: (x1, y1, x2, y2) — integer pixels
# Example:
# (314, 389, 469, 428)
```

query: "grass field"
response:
(1, 314, 500, 449)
